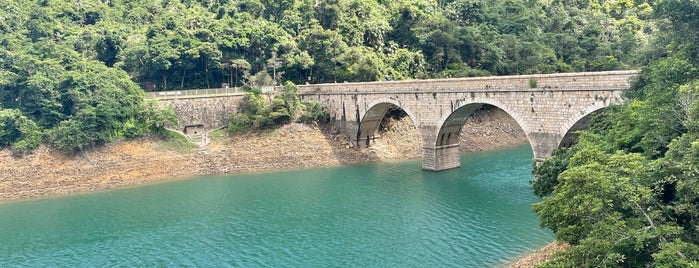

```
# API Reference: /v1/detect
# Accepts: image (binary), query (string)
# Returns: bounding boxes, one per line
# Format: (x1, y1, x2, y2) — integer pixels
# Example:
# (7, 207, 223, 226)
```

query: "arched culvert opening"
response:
(362, 105, 421, 160)
(459, 105, 529, 153)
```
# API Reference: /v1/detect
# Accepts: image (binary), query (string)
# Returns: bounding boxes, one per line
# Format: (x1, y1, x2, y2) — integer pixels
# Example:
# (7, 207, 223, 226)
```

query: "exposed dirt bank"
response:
(0, 106, 528, 203)
(508, 242, 570, 268)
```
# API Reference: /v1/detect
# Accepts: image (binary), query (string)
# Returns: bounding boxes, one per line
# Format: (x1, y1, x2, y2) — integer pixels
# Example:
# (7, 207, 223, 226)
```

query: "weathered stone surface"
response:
(150, 70, 639, 171)
(298, 70, 638, 170)
(154, 94, 248, 130)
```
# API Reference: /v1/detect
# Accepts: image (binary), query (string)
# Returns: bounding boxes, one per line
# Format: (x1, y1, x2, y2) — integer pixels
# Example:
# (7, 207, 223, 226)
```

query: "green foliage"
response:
(532, 2, 699, 265)
(136, 101, 178, 135)
(48, 118, 93, 152)
(2, 0, 655, 93)
(0, 36, 177, 152)
(531, 147, 572, 197)
(298, 100, 330, 123)
(528, 78, 537, 88)
(0, 109, 43, 153)
(280, 81, 300, 118)
(229, 113, 252, 132)
(228, 81, 328, 132)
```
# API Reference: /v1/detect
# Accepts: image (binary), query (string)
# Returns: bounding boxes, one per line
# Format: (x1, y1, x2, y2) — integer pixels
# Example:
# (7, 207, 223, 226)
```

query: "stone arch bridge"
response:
(297, 70, 638, 171)
(150, 70, 638, 171)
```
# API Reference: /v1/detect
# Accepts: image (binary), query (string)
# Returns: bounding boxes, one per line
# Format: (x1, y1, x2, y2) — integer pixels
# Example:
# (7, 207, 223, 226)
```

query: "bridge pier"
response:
(527, 132, 563, 162)
(422, 144, 461, 171)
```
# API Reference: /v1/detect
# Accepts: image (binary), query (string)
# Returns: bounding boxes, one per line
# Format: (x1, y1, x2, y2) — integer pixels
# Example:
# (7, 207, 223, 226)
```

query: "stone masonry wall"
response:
(148, 70, 637, 169)
(298, 70, 638, 168)
(155, 94, 246, 130)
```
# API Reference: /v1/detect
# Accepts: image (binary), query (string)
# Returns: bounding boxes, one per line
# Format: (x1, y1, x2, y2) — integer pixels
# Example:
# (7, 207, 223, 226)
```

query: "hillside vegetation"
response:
(0, 0, 653, 152)
(532, 0, 699, 266)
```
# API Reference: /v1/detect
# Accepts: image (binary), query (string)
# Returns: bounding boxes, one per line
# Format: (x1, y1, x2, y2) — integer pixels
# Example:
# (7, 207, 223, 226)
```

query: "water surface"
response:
(0, 144, 551, 267)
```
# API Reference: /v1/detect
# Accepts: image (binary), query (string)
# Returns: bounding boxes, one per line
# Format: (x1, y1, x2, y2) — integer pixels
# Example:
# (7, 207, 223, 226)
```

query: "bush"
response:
(48, 119, 93, 152)
(280, 81, 300, 117)
(229, 114, 252, 132)
(0, 109, 44, 154)
(228, 82, 329, 132)
(297, 100, 330, 123)
(529, 77, 538, 88)
(531, 147, 573, 197)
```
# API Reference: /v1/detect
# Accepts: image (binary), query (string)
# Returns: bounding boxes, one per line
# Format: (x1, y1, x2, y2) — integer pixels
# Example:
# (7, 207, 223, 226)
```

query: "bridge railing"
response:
(145, 87, 250, 99)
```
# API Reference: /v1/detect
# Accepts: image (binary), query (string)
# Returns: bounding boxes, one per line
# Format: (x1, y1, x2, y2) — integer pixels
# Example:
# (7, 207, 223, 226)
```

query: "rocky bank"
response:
(0, 106, 529, 203)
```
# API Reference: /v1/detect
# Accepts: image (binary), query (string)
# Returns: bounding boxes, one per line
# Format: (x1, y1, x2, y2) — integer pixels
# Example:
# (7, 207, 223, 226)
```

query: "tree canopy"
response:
(0, 0, 655, 153)
(1, 0, 654, 88)
(532, 0, 699, 266)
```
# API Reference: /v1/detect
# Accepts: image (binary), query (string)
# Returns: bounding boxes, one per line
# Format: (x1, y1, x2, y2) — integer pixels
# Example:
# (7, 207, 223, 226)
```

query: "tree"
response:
(0, 109, 43, 153)
(532, 1, 699, 266)
(222, 58, 251, 87)
(298, 25, 348, 82)
(336, 46, 390, 82)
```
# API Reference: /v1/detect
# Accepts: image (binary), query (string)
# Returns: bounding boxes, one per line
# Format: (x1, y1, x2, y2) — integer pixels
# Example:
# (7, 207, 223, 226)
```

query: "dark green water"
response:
(0, 144, 551, 267)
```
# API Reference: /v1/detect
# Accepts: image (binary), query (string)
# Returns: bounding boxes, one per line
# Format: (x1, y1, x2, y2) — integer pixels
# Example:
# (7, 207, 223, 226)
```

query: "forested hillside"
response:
(1, 0, 652, 89)
(0, 0, 654, 153)
(532, 0, 699, 266)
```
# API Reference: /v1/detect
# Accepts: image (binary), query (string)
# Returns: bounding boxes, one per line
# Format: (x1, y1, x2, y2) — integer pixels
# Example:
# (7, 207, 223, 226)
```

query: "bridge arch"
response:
(433, 98, 531, 148)
(420, 98, 534, 171)
(557, 101, 618, 148)
(356, 98, 418, 146)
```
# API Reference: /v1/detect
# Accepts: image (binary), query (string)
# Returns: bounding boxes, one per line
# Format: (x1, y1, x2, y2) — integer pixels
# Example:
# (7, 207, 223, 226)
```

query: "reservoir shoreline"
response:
(0, 107, 560, 266)
(1, 107, 528, 203)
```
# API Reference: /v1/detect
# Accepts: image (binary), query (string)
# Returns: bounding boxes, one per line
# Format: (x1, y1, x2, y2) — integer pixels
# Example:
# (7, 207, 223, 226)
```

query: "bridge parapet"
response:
(298, 70, 638, 95)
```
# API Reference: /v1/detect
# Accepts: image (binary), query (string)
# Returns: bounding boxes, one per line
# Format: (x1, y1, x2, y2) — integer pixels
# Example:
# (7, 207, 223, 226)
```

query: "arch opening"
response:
(358, 103, 421, 160)
(424, 103, 529, 171)
(436, 103, 483, 148)
(459, 105, 529, 153)
(436, 104, 529, 152)
(558, 108, 607, 149)
(357, 102, 416, 143)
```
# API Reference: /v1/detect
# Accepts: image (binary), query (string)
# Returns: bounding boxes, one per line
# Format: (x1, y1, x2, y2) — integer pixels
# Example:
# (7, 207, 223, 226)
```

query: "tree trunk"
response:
(181, 69, 185, 89)
(205, 58, 210, 88)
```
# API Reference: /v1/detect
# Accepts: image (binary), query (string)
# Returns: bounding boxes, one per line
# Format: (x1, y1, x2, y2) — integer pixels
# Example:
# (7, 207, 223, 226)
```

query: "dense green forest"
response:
(2, 0, 698, 265)
(1, 0, 654, 89)
(532, 0, 699, 266)
(0, 0, 654, 152)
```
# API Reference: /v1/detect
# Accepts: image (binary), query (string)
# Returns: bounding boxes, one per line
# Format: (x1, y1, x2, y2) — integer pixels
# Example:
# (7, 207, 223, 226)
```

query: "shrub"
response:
(0, 109, 44, 153)
(297, 100, 330, 123)
(229, 114, 252, 132)
(529, 77, 538, 88)
(228, 81, 329, 132)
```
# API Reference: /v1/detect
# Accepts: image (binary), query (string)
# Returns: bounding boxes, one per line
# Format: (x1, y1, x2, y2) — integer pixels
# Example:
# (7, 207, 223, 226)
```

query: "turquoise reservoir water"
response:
(0, 144, 551, 267)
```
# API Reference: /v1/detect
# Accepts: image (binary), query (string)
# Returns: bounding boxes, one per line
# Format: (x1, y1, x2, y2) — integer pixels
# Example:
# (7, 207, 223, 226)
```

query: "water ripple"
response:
(0, 145, 551, 267)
